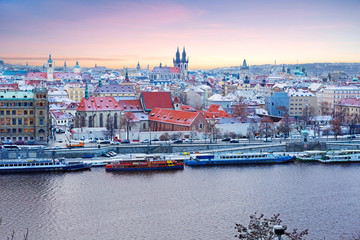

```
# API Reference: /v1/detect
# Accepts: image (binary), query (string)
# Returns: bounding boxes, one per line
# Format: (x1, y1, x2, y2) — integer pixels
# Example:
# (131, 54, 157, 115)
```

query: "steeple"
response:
(181, 47, 187, 62)
(136, 61, 140, 71)
(242, 59, 248, 69)
(85, 80, 89, 100)
(282, 64, 285, 73)
(98, 77, 102, 87)
(125, 69, 129, 80)
(48, 54, 53, 63)
(64, 61, 67, 68)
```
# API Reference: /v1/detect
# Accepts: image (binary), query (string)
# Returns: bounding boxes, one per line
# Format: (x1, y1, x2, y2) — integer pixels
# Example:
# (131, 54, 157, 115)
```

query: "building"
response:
(93, 77, 136, 100)
(288, 89, 317, 118)
(75, 96, 123, 130)
(173, 47, 189, 80)
(265, 92, 289, 117)
(0, 87, 49, 143)
(66, 82, 85, 102)
(50, 110, 74, 131)
(334, 98, 360, 123)
(149, 107, 208, 132)
(74, 61, 81, 74)
(321, 86, 360, 109)
(47, 54, 54, 81)
(150, 64, 180, 85)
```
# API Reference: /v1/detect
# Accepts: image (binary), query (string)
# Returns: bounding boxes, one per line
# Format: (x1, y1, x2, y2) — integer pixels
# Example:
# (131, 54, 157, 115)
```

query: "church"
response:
(150, 47, 189, 85)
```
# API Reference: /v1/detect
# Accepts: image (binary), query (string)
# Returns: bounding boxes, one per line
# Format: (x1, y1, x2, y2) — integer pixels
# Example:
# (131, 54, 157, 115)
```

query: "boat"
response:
(296, 150, 327, 162)
(320, 150, 360, 163)
(185, 152, 294, 166)
(105, 155, 184, 171)
(0, 158, 91, 173)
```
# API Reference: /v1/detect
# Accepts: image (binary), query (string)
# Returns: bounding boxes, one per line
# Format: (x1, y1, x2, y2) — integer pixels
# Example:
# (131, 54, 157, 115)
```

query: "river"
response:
(0, 163, 360, 239)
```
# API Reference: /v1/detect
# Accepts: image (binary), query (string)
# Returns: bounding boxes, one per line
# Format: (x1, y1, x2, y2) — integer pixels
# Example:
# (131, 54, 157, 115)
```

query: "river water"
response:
(0, 163, 360, 240)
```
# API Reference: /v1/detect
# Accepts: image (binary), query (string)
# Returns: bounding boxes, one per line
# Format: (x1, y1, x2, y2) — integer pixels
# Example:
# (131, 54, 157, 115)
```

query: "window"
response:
(30, 102, 33, 106)
(39, 118, 44, 125)
(12, 129, 16, 133)
(6, 118, 10, 125)
(6, 110, 10, 115)
(39, 110, 43, 115)
(24, 128, 28, 133)
(12, 110, 16, 115)
(18, 110, 22, 115)
(12, 119, 16, 125)
(0, 111, 3, 115)
(24, 110, 27, 115)
(18, 118, 22, 125)
(29, 118, 34, 125)
(30, 110, 33, 115)
(18, 129, 22, 133)
(30, 128, 34, 133)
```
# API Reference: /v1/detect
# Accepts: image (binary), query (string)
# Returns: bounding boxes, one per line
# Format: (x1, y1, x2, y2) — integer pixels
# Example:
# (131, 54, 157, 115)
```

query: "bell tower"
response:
(47, 54, 54, 81)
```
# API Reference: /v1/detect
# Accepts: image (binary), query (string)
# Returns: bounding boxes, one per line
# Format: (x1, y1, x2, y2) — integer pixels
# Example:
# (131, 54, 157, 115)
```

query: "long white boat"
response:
(320, 150, 360, 163)
(185, 152, 294, 166)
(0, 158, 91, 173)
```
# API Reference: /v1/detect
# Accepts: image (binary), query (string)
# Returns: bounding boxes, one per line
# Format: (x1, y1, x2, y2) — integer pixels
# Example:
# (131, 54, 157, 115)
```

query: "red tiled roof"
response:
(141, 92, 174, 111)
(149, 108, 201, 126)
(181, 105, 195, 111)
(77, 97, 124, 111)
(208, 104, 221, 112)
(50, 110, 74, 120)
(118, 100, 143, 111)
(25, 72, 47, 79)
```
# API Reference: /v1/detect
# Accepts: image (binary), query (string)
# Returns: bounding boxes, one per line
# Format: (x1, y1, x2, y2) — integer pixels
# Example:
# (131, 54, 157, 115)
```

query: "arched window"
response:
(99, 113, 103, 127)
(114, 113, 118, 129)
(88, 116, 93, 127)
(80, 116, 86, 127)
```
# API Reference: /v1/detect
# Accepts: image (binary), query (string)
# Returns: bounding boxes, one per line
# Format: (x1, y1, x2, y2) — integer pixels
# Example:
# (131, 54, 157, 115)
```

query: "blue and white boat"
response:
(185, 152, 294, 166)
(0, 158, 91, 173)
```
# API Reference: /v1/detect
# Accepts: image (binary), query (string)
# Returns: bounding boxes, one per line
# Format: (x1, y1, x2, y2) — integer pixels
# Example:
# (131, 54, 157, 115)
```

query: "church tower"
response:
(47, 54, 54, 81)
(173, 47, 189, 81)
(136, 61, 141, 73)
(74, 61, 81, 73)
(240, 59, 249, 80)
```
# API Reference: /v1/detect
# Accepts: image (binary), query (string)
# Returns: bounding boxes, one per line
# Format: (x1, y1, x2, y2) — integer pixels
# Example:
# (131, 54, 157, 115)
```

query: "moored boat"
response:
(0, 158, 91, 173)
(105, 155, 184, 171)
(296, 150, 327, 162)
(320, 150, 360, 163)
(185, 152, 294, 166)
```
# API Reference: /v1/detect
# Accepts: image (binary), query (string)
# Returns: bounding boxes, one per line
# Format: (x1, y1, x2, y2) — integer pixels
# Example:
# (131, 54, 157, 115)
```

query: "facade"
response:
(334, 98, 360, 123)
(0, 87, 49, 143)
(93, 78, 136, 99)
(50, 110, 74, 130)
(149, 108, 208, 132)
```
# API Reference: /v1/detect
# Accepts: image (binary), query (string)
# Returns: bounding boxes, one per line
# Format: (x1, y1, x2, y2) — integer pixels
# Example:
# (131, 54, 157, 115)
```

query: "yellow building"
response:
(66, 83, 85, 102)
(288, 89, 317, 118)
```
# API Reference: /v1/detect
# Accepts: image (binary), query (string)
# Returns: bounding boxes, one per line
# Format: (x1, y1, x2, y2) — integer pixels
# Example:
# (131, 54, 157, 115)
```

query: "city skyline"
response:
(1, 0, 359, 69)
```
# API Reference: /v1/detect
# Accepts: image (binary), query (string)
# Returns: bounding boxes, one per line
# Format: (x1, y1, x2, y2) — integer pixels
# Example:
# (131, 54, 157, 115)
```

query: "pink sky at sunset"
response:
(1, 0, 359, 69)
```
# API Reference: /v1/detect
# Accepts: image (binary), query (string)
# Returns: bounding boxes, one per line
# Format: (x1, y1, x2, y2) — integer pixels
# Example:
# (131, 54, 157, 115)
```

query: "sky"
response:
(0, 0, 360, 69)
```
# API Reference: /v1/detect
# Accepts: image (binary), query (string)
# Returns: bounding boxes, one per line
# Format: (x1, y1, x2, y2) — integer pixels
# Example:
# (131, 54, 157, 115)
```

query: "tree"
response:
(159, 133, 170, 141)
(106, 115, 115, 140)
(233, 96, 248, 121)
(293, 119, 305, 135)
(246, 121, 259, 142)
(278, 114, 291, 139)
(301, 105, 315, 126)
(275, 105, 288, 117)
(235, 213, 308, 240)
(320, 101, 331, 115)
(259, 118, 274, 141)
(331, 117, 342, 140)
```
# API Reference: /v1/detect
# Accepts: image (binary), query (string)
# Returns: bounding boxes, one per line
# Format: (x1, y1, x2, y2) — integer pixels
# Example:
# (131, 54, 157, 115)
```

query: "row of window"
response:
(0, 136, 34, 141)
(0, 118, 44, 125)
(0, 128, 34, 133)
(36, 94, 47, 99)
(0, 110, 43, 115)
(290, 112, 302, 115)
(0, 102, 45, 107)
(290, 99, 311, 102)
